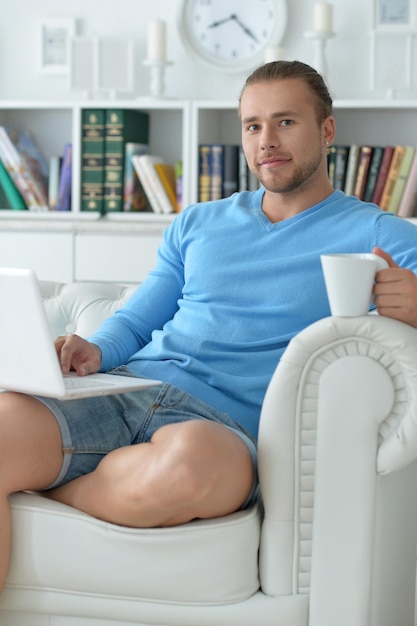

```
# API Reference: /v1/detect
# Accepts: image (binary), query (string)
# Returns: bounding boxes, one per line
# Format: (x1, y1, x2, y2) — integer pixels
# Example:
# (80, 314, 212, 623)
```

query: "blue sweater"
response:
(90, 189, 417, 439)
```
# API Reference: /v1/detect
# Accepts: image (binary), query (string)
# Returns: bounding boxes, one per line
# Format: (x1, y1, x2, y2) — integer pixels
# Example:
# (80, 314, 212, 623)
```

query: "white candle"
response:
(264, 46, 285, 63)
(313, 2, 333, 33)
(147, 19, 166, 62)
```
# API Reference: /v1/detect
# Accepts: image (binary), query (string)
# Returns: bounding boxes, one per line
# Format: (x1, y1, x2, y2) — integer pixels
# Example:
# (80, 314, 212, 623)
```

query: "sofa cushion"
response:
(7, 492, 261, 605)
(40, 281, 136, 339)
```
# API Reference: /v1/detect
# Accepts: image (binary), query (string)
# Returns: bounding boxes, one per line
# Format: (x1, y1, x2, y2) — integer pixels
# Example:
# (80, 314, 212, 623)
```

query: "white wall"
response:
(0, 0, 408, 103)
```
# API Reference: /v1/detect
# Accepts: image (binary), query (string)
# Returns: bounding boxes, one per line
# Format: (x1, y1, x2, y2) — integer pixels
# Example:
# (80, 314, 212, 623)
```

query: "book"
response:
(0, 126, 49, 210)
(132, 154, 176, 214)
(198, 144, 211, 202)
(353, 146, 373, 200)
(210, 144, 223, 200)
(371, 146, 395, 207)
(123, 142, 150, 212)
(0, 130, 40, 209)
(387, 146, 415, 214)
(327, 145, 337, 186)
(0, 160, 27, 210)
(81, 109, 105, 213)
(48, 155, 62, 210)
(104, 109, 149, 212)
(222, 144, 240, 197)
(379, 145, 406, 211)
(363, 146, 384, 203)
(175, 160, 183, 211)
(397, 149, 417, 217)
(239, 146, 249, 192)
(343, 145, 360, 196)
(198, 144, 241, 200)
(57, 143, 72, 211)
(154, 162, 180, 212)
(333, 145, 350, 191)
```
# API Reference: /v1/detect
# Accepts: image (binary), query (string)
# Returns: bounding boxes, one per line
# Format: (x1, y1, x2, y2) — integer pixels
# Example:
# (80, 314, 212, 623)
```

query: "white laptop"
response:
(0, 267, 161, 399)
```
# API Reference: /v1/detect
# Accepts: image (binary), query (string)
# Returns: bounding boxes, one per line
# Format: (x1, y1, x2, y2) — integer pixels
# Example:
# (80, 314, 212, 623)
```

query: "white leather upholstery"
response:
(1, 281, 417, 626)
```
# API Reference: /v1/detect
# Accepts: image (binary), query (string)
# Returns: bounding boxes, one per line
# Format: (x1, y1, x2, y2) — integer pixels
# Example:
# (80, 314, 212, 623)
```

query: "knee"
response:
(91, 431, 205, 510)
(146, 422, 219, 512)
(92, 420, 253, 524)
(143, 420, 252, 516)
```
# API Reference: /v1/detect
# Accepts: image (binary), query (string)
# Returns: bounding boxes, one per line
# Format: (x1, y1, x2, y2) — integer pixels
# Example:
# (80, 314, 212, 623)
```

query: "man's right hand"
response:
(54, 334, 102, 376)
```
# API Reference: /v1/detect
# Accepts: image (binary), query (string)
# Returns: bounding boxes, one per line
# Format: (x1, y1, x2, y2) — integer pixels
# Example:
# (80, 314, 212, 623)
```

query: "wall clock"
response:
(178, 0, 288, 72)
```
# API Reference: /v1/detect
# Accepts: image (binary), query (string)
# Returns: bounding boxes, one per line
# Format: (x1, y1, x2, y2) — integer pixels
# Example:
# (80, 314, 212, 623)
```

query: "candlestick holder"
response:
(143, 59, 173, 98)
(304, 31, 335, 80)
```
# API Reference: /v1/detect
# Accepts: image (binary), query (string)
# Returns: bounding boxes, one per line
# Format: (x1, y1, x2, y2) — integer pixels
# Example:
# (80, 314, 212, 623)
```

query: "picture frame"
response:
(39, 18, 76, 74)
(373, 0, 416, 32)
(69, 36, 134, 98)
(369, 31, 413, 95)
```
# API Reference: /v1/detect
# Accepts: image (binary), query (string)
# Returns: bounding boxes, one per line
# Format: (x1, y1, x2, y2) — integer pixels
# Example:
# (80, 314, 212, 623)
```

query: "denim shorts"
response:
(35, 378, 259, 510)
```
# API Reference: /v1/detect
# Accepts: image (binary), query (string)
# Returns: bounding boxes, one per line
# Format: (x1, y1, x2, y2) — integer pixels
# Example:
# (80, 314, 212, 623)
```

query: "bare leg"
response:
(0, 392, 63, 592)
(48, 420, 254, 527)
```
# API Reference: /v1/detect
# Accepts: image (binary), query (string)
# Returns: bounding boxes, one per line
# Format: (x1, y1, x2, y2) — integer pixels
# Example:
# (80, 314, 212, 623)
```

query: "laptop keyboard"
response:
(64, 376, 113, 389)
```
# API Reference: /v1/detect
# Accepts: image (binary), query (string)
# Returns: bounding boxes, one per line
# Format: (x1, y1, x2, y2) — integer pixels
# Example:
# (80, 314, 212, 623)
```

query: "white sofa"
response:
(1, 279, 417, 626)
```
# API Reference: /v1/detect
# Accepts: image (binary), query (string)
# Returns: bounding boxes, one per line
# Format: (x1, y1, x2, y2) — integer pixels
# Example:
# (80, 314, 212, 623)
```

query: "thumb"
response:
(372, 246, 398, 269)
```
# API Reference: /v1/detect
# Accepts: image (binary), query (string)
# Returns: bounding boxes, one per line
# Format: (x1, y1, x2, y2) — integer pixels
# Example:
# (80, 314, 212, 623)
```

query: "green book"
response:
(0, 160, 27, 209)
(104, 109, 149, 212)
(81, 109, 105, 213)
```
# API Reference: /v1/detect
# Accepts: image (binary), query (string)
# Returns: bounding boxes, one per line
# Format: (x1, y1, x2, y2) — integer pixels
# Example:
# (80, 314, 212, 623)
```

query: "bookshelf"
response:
(0, 98, 416, 282)
(0, 98, 190, 215)
(190, 98, 417, 203)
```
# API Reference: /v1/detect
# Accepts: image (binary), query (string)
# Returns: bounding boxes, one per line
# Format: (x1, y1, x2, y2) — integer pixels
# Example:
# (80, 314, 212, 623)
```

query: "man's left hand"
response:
(372, 246, 417, 328)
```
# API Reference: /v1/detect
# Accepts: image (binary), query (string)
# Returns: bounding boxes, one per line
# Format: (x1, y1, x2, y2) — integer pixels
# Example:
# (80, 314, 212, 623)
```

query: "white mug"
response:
(320, 253, 389, 317)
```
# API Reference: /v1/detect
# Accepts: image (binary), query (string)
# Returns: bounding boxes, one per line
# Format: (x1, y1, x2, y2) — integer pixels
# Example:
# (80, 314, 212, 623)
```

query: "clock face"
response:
(179, 0, 287, 71)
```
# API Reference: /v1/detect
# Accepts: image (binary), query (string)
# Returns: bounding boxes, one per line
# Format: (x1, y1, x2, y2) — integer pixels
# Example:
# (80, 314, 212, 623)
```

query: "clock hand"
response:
(230, 14, 260, 43)
(207, 15, 234, 29)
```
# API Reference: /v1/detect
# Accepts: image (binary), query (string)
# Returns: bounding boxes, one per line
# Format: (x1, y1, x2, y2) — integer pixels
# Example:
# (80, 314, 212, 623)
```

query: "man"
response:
(1, 60, 417, 593)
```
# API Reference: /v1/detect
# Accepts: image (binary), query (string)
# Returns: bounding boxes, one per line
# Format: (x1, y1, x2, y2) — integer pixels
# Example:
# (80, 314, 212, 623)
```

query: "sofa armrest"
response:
(258, 315, 417, 625)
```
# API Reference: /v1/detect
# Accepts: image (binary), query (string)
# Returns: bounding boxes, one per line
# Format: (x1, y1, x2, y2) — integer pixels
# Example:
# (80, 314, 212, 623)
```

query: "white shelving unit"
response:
(0, 98, 416, 281)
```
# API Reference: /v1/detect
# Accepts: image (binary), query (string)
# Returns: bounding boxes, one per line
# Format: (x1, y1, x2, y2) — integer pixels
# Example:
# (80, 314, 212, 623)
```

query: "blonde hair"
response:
(239, 60, 333, 124)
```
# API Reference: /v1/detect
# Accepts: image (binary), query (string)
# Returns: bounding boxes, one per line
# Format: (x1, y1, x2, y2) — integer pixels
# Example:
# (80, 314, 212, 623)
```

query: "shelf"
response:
(334, 99, 417, 109)
(0, 99, 191, 214)
(0, 210, 174, 235)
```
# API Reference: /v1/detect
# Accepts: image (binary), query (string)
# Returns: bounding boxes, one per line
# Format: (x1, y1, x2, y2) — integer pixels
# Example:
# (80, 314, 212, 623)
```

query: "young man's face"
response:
(240, 78, 332, 195)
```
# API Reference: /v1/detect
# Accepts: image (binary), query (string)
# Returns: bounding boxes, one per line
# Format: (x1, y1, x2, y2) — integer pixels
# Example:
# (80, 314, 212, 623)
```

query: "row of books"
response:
(0, 109, 180, 215)
(327, 144, 417, 217)
(3, 121, 416, 219)
(197, 141, 417, 219)
(198, 143, 259, 202)
(81, 108, 181, 214)
(131, 153, 181, 214)
(0, 126, 72, 212)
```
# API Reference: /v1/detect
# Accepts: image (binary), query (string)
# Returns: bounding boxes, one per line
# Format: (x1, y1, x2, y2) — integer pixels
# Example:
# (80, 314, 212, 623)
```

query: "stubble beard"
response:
(257, 150, 323, 194)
